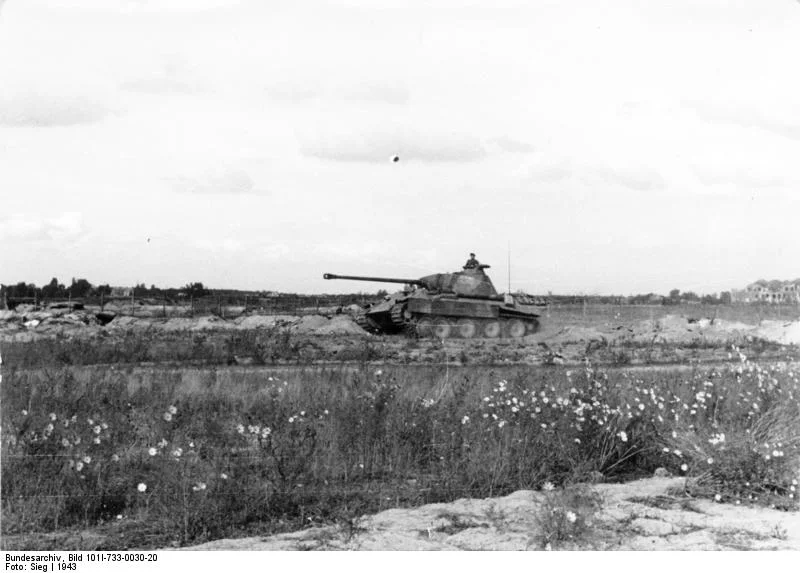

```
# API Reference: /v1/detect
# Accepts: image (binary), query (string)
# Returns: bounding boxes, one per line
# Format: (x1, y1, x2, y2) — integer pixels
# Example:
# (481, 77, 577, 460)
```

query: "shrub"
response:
(531, 483, 603, 549)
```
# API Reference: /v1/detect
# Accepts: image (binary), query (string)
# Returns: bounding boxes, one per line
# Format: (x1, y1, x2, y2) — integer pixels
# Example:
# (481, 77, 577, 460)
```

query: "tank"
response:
(323, 262, 546, 339)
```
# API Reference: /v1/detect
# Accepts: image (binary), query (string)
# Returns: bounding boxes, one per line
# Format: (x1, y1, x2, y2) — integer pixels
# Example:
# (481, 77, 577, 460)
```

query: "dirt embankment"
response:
(182, 476, 800, 551)
(2, 306, 800, 358)
(538, 314, 800, 347)
(0, 305, 367, 341)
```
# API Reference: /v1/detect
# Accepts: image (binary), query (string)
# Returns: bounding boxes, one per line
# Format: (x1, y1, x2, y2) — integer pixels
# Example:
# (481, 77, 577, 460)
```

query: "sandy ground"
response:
(182, 476, 800, 551)
(2, 304, 800, 346)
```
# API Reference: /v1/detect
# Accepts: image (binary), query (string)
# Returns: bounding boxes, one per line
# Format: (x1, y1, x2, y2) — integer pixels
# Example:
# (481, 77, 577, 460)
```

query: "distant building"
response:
(731, 279, 800, 304)
(110, 286, 133, 298)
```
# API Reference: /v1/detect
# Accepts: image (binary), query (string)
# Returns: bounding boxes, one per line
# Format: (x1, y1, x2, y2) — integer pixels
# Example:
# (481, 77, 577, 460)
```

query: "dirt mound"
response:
(287, 314, 369, 335)
(542, 326, 608, 344)
(182, 477, 800, 551)
(190, 316, 237, 331)
(0, 310, 16, 321)
(234, 315, 298, 329)
(754, 321, 800, 345)
(159, 318, 196, 331)
(106, 316, 153, 331)
(312, 315, 368, 335)
(623, 314, 739, 345)
(290, 315, 330, 333)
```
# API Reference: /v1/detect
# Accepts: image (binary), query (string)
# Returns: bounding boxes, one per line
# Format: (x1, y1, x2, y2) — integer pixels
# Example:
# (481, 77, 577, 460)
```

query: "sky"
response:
(1, 0, 799, 296)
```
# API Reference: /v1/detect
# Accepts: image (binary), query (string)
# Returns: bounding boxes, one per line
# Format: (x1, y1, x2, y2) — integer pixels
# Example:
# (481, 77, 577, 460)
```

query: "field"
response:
(1, 303, 799, 550)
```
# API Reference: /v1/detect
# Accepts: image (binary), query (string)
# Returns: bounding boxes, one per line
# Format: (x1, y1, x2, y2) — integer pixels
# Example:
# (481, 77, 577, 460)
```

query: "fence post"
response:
(100, 291, 104, 310)
(131, 291, 135, 317)
(163, 292, 167, 318)
(190, 295, 194, 318)
(244, 295, 248, 314)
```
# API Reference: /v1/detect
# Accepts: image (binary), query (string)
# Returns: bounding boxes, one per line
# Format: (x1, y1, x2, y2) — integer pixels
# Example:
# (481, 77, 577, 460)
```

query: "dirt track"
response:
(183, 476, 800, 551)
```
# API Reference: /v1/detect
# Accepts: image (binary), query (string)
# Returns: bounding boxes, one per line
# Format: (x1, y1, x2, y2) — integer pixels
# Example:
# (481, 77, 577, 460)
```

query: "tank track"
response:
(390, 304, 406, 327)
(354, 312, 381, 334)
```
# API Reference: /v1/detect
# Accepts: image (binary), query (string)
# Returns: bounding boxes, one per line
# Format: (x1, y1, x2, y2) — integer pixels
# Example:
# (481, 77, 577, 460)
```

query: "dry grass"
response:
(2, 333, 798, 549)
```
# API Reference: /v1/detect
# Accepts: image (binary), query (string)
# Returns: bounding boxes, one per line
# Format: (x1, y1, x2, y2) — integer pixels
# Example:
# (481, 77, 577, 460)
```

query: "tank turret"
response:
(323, 261, 544, 339)
(324, 267, 500, 299)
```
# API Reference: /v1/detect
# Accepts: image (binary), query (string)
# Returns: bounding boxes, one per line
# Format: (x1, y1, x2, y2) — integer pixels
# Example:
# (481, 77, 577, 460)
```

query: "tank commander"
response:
(464, 253, 480, 269)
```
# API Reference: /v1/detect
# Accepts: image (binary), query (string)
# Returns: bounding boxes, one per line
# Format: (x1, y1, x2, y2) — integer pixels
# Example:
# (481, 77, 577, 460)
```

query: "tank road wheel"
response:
(505, 319, 526, 338)
(506, 319, 526, 338)
(483, 320, 501, 338)
(416, 317, 434, 338)
(456, 318, 478, 339)
(528, 318, 541, 334)
(432, 318, 453, 339)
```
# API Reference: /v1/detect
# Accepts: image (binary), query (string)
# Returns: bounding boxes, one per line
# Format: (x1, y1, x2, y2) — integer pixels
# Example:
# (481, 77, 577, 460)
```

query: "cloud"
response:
(492, 136, 535, 153)
(190, 237, 289, 258)
(169, 169, 256, 195)
(126, 0, 243, 12)
(265, 79, 410, 105)
(0, 212, 85, 242)
(0, 91, 110, 127)
(693, 165, 792, 190)
(685, 100, 800, 141)
(517, 153, 665, 191)
(340, 83, 409, 105)
(521, 157, 574, 183)
(121, 59, 207, 94)
(587, 165, 665, 192)
(300, 129, 487, 163)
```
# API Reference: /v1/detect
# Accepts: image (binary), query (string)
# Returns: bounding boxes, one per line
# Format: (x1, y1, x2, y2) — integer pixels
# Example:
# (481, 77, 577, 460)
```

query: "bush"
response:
(532, 483, 603, 549)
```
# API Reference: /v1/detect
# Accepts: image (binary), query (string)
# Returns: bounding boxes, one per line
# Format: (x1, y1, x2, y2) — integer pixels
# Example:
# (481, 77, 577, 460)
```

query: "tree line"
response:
(0, 279, 212, 301)
(1, 279, 734, 307)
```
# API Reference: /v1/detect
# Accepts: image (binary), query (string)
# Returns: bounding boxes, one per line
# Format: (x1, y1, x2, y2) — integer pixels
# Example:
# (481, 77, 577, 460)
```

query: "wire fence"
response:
(3, 293, 379, 318)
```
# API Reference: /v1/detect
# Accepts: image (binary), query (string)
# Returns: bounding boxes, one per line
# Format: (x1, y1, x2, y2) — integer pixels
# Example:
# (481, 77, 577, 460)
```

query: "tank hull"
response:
(358, 293, 541, 339)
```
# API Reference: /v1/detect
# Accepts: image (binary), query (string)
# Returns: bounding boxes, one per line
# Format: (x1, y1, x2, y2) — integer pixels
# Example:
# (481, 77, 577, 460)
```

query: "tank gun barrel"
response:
(323, 273, 424, 286)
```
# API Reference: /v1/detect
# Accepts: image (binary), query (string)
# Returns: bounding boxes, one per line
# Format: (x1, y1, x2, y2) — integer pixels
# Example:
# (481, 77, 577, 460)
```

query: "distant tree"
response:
(132, 283, 149, 297)
(701, 294, 718, 305)
(94, 284, 112, 296)
(41, 278, 66, 299)
(719, 291, 732, 305)
(682, 291, 700, 302)
(376, 289, 389, 297)
(67, 278, 93, 298)
(182, 282, 209, 298)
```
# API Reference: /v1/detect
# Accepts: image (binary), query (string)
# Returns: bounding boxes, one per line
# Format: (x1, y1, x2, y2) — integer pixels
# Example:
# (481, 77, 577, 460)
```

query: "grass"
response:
(2, 334, 799, 549)
(531, 483, 604, 550)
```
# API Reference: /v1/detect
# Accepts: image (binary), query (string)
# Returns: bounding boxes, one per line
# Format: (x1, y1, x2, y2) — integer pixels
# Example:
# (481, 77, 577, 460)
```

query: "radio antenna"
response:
(507, 241, 511, 293)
